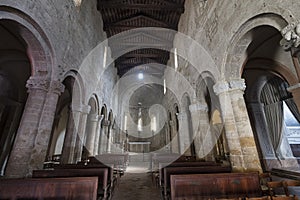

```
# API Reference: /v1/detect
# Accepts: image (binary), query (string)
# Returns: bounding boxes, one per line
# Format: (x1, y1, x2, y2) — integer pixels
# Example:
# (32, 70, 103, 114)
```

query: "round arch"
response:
(223, 13, 288, 80)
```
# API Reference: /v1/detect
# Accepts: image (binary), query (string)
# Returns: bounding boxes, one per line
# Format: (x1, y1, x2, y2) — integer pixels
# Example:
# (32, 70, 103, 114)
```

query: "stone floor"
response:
(111, 153, 161, 200)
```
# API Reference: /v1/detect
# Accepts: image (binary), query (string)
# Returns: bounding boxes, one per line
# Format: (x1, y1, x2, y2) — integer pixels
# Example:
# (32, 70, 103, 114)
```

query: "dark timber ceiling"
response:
(97, 0, 185, 77)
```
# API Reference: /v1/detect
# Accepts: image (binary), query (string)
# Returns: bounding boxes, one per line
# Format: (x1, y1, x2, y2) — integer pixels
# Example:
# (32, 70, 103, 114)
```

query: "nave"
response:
(111, 153, 161, 200)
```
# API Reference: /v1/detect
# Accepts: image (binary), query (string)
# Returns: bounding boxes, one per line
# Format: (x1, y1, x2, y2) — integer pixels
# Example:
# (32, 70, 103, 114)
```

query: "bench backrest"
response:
(159, 161, 222, 185)
(33, 168, 109, 193)
(53, 163, 114, 184)
(0, 176, 98, 200)
(170, 172, 262, 200)
(163, 165, 231, 188)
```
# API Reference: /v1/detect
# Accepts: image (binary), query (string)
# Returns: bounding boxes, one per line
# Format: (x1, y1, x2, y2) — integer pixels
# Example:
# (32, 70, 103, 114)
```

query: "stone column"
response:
(6, 76, 49, 178)
(213, 81, 244, 172)
(169, 120, 180, 153)
(107, 121, 113, 153)
(94, 115, 104, 155)
(288, 83, 300, 112)
(177, 112, 190, 155)
(99, 120, 110, 154)
(228, 79, 262, 172)
(74, 105, 90, 162)
(29, 80, 65, 172)
(85, 114, 99, 156)
(189, 102, 215, 160)
(60, 107, 82, 164)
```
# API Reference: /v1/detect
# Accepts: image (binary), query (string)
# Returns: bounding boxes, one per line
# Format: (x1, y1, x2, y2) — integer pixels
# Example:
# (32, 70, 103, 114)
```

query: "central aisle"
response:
(111, 153, 161, 200)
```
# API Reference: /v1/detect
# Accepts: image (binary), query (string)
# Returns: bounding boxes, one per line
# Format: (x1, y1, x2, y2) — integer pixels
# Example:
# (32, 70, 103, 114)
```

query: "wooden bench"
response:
(162, 165, 232, 199)
(33, 167, 109, 199)
(157, 161, 222, 186)
(170, 172, 262, 200)
(0, 176, 98, 200)
(54, 163, 118, 195)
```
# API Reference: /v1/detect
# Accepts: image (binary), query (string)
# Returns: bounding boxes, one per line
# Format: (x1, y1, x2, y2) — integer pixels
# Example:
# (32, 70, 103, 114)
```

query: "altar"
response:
(128, 141, 151, 153)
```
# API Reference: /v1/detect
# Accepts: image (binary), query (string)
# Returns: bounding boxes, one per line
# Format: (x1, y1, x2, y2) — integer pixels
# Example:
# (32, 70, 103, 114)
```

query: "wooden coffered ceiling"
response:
(97, 0, 185, 77)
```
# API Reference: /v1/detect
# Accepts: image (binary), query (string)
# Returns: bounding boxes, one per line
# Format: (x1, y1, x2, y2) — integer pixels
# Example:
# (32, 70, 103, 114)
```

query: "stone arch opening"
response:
(99, 105, 108, 154)
(238, 23, 299, 170)
(195, 73, 226, 162)
(47, 76, 74, 163)
(84, 95, 100, 158)
(180, 94, 196, 157)
(0, 20, 31, 176)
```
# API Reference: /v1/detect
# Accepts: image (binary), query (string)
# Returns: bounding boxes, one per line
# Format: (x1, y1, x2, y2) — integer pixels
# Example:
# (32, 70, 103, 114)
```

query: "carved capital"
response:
(213, 81, 229, 95)
(49, 80, 65, 95)
(189, 103, 208, 112)
(72, 104, 91, 114)
(229, 79, 246, 92)
(169, 120, 174, 126)
(280, 20, 300, 50)
(177, 112, 187, 121)
(26, 76, 49, 92)
(89, 114, 99, 122)
(103, 120, 111, 126)
(81, 105, 91, 114)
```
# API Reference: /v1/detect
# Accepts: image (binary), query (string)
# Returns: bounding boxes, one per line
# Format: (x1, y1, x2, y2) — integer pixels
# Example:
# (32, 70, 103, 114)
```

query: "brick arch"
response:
(0, 6, 55, 78)
(224, 13, 288, 80)
(63, 70, 85, 110)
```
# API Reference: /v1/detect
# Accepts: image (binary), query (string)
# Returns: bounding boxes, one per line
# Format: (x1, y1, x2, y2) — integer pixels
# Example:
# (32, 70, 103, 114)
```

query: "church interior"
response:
(1, 0, 300, 199)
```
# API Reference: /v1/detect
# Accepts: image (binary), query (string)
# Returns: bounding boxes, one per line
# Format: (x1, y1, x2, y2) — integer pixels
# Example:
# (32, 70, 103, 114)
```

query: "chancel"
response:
(1, 0, 300, 200)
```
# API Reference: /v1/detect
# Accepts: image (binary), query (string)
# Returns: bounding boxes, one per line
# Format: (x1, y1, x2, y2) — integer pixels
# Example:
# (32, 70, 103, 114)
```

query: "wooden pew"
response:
(170, 172, 262, 200)
(54, 163, 118, 195)
(162, 165, 232, 199)
(33, 168, 109, 199)
(157, 161, 222, 187)
(0, 176, 98, 200)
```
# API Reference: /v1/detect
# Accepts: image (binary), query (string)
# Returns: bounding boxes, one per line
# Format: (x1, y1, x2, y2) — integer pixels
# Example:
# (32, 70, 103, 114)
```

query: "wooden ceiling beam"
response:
(103, 14, 176, 31)
(97, 1, 184, 12)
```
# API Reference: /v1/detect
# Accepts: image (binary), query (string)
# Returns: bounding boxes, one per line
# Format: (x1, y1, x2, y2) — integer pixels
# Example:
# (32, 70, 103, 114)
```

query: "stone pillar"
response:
(107, 123, 113, 153)
(228, 79, 262, 172)
(169, 120, 180, 153)
(99, 120, 110, 154)
(85, 114, 99, 156)
(189, 102, 214, 160)
(213, 81, 244, 172)
(288, 83, 300, 112)
(74, 105, 90, 162)
(29, 80, 65, 172)
(6, 76, 50, 178)
(60, 107, 82, 164)
(177, 112, 191, 156)
(94, 115, 104, 155)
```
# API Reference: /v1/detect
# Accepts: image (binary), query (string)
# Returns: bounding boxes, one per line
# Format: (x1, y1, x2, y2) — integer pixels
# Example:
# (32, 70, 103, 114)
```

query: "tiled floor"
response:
(111, 172, 161, 200)
(111, 154, 161, 200)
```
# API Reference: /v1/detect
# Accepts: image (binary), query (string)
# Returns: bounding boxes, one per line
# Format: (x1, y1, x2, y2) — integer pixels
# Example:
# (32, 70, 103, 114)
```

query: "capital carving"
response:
(229, 79, 246, 92)
(72, 104, 91, 114)
(177, 112, 187, 121)
(89, 114, 99, 122)
(49, 80, 65, 95)
(103, 120, 110, 126)
(169, 120, 174, 126)
(280, 20, 300, 50)
(189, 103, 208, 112)
(213, 81, 229, 95)
(26, 76, 49, 92)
